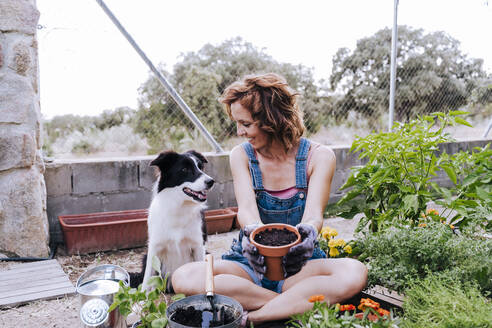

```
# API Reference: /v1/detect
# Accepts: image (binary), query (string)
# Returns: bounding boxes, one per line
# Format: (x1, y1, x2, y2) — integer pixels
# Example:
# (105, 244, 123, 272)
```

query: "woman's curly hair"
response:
(219, 73, 305, 151)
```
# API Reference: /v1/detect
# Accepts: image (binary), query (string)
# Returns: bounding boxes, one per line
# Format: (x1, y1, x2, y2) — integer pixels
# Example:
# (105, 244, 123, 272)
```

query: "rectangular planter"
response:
(204, 208, 236, 234)
(59, 209, 148, 255)
(59, 208, 238, 255)
(227, 206, 239, 229)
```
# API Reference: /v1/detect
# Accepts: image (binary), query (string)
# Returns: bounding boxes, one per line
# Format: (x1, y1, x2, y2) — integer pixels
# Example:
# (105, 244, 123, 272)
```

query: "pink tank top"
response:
(264, 143, 320, 199)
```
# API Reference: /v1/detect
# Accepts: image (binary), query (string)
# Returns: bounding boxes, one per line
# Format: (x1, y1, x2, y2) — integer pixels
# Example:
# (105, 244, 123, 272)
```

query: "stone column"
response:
(0, 0, 49, 257)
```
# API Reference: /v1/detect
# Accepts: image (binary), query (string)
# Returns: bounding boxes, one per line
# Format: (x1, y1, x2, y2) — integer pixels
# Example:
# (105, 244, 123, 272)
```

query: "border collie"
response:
(131, 150, 214, 291)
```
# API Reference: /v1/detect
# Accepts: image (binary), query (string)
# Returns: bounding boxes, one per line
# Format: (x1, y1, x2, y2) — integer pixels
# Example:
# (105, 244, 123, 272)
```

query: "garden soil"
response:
(0, 216, 359, 328)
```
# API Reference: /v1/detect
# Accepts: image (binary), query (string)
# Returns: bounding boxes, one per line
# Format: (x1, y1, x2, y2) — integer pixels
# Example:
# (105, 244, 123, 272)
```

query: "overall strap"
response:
(241, 142, 264, 191)
(295, 137, 310, 189)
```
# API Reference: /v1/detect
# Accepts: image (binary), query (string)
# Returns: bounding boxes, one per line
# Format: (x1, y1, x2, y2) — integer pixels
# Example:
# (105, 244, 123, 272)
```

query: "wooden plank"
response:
(0, 259, 76, 308)
(0, 268, 66, 283)
(371, 285, 405, 301)
(364, 289, 404, 308)
(0, 259, 61, 276)
(0, 259, 58, 270)
(0, 267, 63, 280)
(0, 276, 69, 291)
(0, 281, 74, 299)
(0, 286, 76, 308)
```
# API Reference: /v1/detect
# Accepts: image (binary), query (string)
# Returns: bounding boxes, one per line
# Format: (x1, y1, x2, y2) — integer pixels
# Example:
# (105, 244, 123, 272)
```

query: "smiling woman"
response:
(171, 73, 367, 325)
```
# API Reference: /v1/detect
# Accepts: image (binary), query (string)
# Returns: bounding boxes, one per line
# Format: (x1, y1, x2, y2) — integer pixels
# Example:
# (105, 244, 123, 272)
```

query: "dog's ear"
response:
(150, 151, 179, 171)
(186, 150, 208, 164)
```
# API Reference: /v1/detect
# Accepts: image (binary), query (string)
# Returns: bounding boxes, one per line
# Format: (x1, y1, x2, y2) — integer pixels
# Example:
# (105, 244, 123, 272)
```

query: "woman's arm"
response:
(229, 145, 262, 228)
(301, 145, 336, 231)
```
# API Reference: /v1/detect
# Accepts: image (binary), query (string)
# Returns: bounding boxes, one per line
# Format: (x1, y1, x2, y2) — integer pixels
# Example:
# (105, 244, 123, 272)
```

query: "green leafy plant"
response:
(109, 257, 185, 328)
(356, 222, 492, 294)
(289, 299, 400, 328)
(402, 273, 492, 328)
(336, 111, 473, 232)
(432, 144, 492, 232)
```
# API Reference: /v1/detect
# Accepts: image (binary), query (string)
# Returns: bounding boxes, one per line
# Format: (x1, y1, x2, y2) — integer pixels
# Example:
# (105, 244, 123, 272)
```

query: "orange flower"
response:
(377, 308, 390, 317)
(358, 298, 380, 311)
(418, 223, 427, 227)
(308, 294, 325, 303)
(340, 304, 356, 311)
(426, 208, 439, 216)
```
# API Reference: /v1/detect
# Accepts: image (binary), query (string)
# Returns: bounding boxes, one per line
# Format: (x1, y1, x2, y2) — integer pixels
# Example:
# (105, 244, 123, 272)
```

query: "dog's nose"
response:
(206, 178, 215, 189)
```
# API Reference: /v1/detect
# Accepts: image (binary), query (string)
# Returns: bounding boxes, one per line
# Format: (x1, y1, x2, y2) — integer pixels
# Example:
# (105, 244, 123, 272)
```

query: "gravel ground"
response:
(0, 217, 359, 328)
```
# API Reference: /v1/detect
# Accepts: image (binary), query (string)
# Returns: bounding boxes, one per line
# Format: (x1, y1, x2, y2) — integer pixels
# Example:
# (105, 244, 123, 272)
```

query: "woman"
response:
(172, 73, 367, 324)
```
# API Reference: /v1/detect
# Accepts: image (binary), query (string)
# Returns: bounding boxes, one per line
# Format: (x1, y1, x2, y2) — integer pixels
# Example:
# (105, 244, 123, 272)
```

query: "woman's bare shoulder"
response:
(229, 144, 249, 165)
(311, 142, 336, 165)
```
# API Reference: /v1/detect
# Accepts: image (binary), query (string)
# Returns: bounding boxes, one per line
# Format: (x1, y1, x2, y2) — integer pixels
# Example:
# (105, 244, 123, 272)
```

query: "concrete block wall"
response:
(45, 139, 491, 244)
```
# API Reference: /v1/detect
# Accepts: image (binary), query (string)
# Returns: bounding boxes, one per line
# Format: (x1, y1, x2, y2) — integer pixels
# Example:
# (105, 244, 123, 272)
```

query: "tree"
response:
(133, 37, 325, 152)
(330, 26, 487, 122)
(95, 106, 135, 130)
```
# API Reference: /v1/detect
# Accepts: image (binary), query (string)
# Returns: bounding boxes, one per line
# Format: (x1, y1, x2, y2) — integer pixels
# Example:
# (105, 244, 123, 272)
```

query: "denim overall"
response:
(222, 137, 326, 293)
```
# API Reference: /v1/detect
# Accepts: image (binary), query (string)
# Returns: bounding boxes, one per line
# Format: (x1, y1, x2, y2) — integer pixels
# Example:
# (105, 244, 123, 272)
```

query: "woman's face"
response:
(230, 101, 268, 149)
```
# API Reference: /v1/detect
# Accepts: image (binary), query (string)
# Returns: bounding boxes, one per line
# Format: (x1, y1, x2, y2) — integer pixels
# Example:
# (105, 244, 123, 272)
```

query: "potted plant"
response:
(109, 256, 184, 328)
(250, 223, 301, 280)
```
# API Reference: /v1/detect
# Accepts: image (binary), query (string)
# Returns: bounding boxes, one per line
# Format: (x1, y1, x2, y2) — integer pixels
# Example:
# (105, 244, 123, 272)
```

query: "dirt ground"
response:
(0, 217, 358, 328)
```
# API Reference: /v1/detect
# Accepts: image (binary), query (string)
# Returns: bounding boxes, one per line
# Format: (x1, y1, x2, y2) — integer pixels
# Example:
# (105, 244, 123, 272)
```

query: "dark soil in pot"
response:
(253, 227, 298, 246)
(169, 305, 236, 327)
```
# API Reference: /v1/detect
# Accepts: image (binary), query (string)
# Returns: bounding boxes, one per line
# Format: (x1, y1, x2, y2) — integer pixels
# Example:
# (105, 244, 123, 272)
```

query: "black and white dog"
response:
(130, 150, 214, 291)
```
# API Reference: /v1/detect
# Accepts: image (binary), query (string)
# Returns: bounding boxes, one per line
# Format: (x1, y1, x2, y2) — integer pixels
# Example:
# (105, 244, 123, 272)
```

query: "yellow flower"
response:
(321, 230, 330, 240)
(335, 239, 346, 247)
(449, 224, 455, 229)
(328, 239, 337, 248)
(329, 247, 340, 257)
(343, 245, 352, 254)
(321, 226, 338, 239)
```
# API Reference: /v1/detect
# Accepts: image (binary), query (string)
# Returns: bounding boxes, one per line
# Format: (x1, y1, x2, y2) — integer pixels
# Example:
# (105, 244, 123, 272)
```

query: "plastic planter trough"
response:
(59, 209, 149, 255)
(204, 208, 236, 234)
(59, 208, 237, 255)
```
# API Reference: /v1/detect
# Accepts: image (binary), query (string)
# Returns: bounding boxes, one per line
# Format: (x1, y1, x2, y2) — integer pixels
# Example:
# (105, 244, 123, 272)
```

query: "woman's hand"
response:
(241, 224, 266, 280)
(282, 223, 317, 277)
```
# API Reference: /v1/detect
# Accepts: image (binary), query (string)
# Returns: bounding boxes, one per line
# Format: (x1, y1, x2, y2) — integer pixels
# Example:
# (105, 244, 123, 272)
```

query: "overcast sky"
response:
(37, 0, 491, 119)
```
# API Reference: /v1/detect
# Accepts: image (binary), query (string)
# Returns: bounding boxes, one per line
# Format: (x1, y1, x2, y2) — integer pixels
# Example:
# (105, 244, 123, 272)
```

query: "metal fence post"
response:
(388, 0, 399, 132)
(484, 117, 492, 138)
(95, 0, 224, 153)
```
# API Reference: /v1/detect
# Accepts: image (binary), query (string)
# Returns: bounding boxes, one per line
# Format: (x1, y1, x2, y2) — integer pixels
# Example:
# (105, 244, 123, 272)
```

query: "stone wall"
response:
(0, 0, 50, 257)
(45, 139, 490, 244)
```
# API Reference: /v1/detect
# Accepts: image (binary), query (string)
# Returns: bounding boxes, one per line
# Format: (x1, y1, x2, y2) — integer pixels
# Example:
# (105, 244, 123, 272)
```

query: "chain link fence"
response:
(42, 3, 492, 157)
(135, 35, 491, 154)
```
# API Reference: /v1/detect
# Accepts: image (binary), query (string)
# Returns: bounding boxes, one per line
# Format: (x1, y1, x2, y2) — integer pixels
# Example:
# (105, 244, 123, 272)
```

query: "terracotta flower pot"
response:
(204, 208, 236, 234)
(250, 223, 301, 281)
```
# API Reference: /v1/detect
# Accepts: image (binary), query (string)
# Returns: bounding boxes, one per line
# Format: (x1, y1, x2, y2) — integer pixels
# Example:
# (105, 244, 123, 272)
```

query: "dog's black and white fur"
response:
(131, 150, 214, 291)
